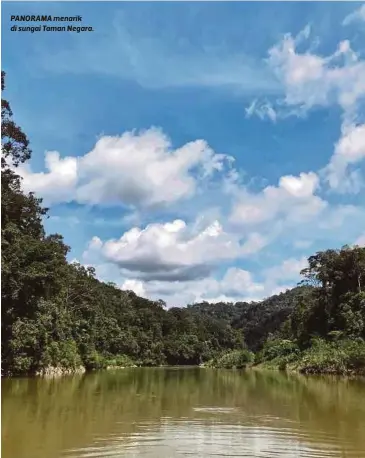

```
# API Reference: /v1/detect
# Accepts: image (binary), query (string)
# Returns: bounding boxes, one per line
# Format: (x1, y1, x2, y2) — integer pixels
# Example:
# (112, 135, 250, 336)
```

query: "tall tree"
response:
(1, 72, 70, 374)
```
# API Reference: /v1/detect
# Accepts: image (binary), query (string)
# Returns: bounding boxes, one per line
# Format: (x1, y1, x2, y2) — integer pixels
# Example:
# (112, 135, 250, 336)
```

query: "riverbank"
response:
(204, 338, 365, 376)
(2, 353, 138, 378)
(34, 364, 138, 378)
(35, 365, 86, 377)
(258, 338, 365, 376)
(4, 338, 365, 378)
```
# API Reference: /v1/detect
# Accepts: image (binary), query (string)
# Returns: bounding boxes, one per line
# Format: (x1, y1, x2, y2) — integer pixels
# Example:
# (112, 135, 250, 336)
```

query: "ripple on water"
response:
(64, 419, 363, 458)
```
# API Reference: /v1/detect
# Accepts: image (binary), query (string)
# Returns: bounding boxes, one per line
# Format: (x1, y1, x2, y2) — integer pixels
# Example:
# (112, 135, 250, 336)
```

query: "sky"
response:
(2, 2, 365, 307)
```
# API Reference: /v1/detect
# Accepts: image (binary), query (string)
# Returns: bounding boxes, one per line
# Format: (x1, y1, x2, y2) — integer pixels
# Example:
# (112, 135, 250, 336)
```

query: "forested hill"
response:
(2, 71, 365, 376)
(189, 286, 312, 351)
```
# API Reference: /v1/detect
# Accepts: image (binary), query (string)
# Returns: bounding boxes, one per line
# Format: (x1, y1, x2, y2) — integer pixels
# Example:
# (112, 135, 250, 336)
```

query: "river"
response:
(2, 367, 365, 457)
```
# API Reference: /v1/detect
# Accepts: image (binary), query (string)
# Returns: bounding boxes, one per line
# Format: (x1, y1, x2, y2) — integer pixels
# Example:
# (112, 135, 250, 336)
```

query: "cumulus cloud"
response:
(227, 172, 365, 256)
(82, 212, 310, 307)
(230, 171, 326, 227)
(121, 268, 263, 306)
(118, 255, 308, 307)
(247, 17, 365, 193)
(121, 279, 146, 297)
(267, 31, 365, 116)
(18, 151, 78, 203)
(215, 268, 265, 298)
(263, 256, 308, 284)
(18, 127, 232, 208)
(83, 218, 267, 282)
(83, 202, 365, 306)
(318, 204, 364, 231)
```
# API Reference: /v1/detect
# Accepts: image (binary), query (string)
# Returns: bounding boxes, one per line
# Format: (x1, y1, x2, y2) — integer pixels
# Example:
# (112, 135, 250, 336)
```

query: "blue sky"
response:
(2, 2, 365, 306)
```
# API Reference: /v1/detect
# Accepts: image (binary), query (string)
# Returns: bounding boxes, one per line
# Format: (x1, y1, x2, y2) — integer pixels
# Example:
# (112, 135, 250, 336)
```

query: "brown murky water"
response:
(2, 367, 365, 457)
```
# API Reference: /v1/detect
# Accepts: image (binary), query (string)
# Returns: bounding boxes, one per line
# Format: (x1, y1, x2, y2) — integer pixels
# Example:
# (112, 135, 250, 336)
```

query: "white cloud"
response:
(121, 279, 146, 297)
(248, 20, 365, 192)
(267, 31, 365, 116)
(325, 123, 365, 192)
(241, 233, 269, 255)
(343, 4, 365, 26)
(83, 218, 268, 282)
(217, 268, 265, 297)
(245, 99, 278, 122)
(18, 128, 232, 208)
(18, 151, 78, 203)
(88, 236, 103, 251)
(263, 256, 308, 284)
(230, 171, 326, 227)
(279, 172, 319, 197)
(119, 255, 308, 307)
(227, 173, 365, 259)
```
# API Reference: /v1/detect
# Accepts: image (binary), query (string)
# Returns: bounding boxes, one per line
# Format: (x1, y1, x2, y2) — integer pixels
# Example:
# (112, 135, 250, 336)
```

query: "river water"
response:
(2, 367, 365, 458)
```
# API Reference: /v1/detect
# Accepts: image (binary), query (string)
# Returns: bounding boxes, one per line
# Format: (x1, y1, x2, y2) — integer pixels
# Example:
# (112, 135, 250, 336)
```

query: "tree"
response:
(300, 246, 365, 339)
(1, 72, 70, 374)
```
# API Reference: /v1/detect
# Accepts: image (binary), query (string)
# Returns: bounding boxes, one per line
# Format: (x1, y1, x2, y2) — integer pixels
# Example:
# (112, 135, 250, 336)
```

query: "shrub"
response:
(255, 339, 300, 369)
(293, 338, 365, 375)
(83, 350, 107, 370)
(206, 349, 254, 369)
(39, 340, 82, 370)
(105, 354, 135, 367)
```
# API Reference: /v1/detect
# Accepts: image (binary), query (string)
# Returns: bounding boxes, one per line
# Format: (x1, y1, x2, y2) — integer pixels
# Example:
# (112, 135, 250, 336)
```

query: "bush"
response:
(261, 339, 300, 361)
(83, 350, 107, 370)
(82, 351, 136, 370)
(40, 340, 82, 370)
(59, 341, 83, 368)
(293, 338, 365, 375)
(255, 339, 300, 369)
(206, 349, 254, 369)
(105, 354, 135, 367)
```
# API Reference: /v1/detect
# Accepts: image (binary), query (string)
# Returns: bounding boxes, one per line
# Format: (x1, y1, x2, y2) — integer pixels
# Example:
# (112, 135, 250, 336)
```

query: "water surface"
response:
(2, 367, 365, 457)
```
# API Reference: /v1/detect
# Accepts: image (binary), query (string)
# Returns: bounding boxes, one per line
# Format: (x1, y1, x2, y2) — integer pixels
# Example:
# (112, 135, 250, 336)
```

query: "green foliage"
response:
(190, 287, 309, 352)
(291, 338, 365, 375)
(298, 246, 365, 341)
(255, 337, 365, 375)
(255, 338, 300, 370)
(256, 338, 300, 367)
(83, 350, 108, 371)
(105, 355, 135, 368)
(41, 340, 82, 370)
(206, 349, 254, 369)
